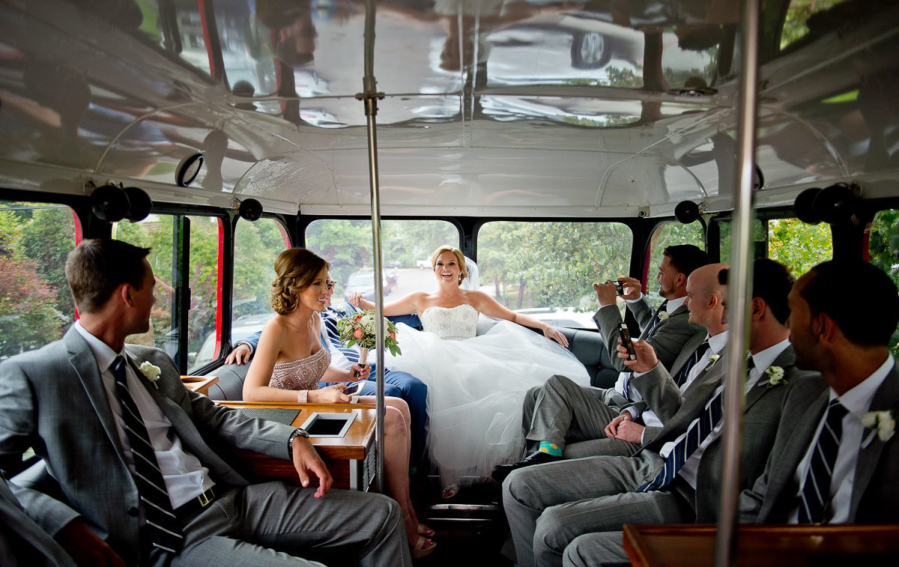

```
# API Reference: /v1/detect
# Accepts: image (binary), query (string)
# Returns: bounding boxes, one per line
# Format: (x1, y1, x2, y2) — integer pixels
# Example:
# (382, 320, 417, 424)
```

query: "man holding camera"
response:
(503, 259, 813, 567)
(492, 245, 709, 483)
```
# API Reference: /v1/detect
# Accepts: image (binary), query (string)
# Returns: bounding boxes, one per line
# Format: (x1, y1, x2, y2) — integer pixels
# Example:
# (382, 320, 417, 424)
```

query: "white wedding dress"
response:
(385, 304, 590, 487)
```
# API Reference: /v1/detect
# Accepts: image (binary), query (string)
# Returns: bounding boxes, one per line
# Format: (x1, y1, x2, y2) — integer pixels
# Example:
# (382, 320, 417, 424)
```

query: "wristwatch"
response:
(287, 428, 310, 457)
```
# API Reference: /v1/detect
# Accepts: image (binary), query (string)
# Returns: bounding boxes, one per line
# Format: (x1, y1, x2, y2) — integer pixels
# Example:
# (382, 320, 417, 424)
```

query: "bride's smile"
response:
(434, 251, 463, 285)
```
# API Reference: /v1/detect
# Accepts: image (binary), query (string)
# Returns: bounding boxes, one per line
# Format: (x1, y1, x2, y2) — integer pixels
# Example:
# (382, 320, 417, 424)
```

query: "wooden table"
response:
(216, 401, 377, 491)
(623, 524, 899, 566)
(181, 375, 219, 396)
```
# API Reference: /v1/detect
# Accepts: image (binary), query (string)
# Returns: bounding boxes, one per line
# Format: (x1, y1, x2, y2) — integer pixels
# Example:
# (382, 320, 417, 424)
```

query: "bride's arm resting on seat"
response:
(350, 291, 427, 317)
(472, 291, 569, 347)
(242, 316, 354, 403)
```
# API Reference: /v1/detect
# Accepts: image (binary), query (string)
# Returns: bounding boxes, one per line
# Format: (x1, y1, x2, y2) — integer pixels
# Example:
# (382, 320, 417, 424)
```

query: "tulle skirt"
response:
(386, 320, 591, 487)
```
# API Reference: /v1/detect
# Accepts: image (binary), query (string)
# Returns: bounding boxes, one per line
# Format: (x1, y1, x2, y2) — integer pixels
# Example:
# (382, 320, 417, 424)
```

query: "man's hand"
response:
(613, 420, 645, 444)
(224, 344, 251, 365)
(618, 276, 643, 301)
(593, 281, 619, 307)
(291, 437, 333, 499)
(348, 364, 371, 381)
(56, 519, 125, 567)
(604, 412, 633, 438)
(617, 338, 658, 374)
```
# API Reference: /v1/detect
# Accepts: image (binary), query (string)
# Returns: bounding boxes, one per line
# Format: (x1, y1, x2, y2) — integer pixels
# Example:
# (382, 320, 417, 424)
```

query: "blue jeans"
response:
(322, 365, 428, 466)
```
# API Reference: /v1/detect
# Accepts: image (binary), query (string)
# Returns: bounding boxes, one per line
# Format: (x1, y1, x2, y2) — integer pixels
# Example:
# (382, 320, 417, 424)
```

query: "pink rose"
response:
(354, 328, 363, 339)
(390, 332, 396, 340)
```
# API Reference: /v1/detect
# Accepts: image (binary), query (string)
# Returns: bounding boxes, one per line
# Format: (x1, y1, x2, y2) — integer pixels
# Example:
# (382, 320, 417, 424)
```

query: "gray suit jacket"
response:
(694, 345, 821, 521)
(0, 477, 76, 567)
(740, 362, 899, 524)
(628, 331, 712, 439)
(593, 297, 703, 374)
(0, 327, 298, 565)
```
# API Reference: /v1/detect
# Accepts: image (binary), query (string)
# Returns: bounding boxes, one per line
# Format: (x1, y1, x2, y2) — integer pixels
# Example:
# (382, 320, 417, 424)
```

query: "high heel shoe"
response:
(411, 535, 437, 559)
(417, 523, 435, 537)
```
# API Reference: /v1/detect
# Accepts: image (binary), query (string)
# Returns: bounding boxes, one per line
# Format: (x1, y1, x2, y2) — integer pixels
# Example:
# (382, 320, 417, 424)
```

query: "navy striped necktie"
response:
(675, 340, 710, 388)
(637, 387, 725, 492)
(112, 356, 183, 553)
(637, 359, 751, 492)
(644, 300, 669, 339)
(798, 399, 848, 523)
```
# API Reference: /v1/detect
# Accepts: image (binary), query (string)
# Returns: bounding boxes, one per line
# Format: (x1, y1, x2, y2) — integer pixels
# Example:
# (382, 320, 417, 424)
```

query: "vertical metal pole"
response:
(357, 0, 387, 494)
(716, 0, 761, 565)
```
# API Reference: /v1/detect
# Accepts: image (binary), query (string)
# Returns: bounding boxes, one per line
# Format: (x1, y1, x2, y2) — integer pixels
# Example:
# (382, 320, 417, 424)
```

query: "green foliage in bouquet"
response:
(337, 311, 402, 356)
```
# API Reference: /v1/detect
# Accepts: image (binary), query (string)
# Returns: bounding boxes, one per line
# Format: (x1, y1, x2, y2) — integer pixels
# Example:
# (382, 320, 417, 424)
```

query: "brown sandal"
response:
(411, 535, 437, 559)
(417, 523, 435, 537)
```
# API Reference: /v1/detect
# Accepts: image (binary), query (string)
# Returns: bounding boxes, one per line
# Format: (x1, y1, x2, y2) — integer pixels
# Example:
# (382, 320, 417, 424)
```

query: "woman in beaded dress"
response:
(352, 245, 590, 495)
(243, 248, 435, 558)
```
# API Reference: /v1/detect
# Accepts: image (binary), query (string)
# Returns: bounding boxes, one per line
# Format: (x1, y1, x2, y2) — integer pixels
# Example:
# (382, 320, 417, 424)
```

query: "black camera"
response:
(613, 281, 624, 295)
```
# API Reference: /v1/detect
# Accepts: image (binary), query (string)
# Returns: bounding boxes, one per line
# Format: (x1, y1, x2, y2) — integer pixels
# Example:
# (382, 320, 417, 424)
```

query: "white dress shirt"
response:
(661, 339, 791, 489)
(788, 354, 894, 523)
(612, 296, 688, 410)
(75, 323, 213, 510)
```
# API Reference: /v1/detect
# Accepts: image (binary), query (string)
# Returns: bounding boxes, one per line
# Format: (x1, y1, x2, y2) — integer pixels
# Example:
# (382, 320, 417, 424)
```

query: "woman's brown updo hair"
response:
(270, 248, 330, 315)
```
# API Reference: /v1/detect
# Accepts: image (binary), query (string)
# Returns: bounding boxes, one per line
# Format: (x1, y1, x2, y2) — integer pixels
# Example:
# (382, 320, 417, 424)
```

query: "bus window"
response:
(219, 217, 292, 365)
(0, 200, 79, 357)
(768, 217, 833, 276)
(645, 221, 704, 309)
(717, 218, 767, 265)
(305, 219, 459, 304)
(867, 208, 899, 354)
(114, 214, 223, 373)
(478, 221, 633, 328)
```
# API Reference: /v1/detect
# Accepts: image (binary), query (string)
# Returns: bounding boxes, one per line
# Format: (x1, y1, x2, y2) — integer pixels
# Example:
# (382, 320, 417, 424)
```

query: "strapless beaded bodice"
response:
(269, 347, 330, 391)
(419, 304, 478, 341)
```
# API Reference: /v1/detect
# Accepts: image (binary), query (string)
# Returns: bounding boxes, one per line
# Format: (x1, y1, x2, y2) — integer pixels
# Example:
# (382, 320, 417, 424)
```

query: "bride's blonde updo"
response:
(270, 248, 330, 315)
(430, 245, 468, 284)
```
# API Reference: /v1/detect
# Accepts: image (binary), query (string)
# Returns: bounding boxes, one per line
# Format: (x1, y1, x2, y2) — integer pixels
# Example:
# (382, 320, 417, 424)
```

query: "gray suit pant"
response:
(502, 452, 665, 567)
(563, 532, 628, 567)
(156, 482, 408, 567)
(522, 376, 636, 457)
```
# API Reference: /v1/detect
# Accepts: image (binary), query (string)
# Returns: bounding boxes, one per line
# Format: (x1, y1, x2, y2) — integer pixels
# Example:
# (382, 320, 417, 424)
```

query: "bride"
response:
(352, 245, 590, 493)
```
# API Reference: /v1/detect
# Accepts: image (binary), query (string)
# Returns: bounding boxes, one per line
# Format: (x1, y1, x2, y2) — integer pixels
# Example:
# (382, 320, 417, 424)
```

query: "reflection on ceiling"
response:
(0, 0, 897, 216)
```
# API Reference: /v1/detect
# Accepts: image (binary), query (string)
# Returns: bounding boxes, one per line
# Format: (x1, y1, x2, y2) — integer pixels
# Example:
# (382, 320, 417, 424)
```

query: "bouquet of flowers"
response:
(337, 311, 402, 374)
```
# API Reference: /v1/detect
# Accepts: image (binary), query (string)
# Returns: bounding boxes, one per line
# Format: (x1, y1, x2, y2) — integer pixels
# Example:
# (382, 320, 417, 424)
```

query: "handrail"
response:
(716, 0, 761, 565)
(357, 0, 387, 494)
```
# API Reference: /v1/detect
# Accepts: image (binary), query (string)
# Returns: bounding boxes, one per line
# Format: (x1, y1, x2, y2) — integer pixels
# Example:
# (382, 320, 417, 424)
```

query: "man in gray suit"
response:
(554, 259, 823, 565)
(0, 239, 409, 567)
(504, 259, 811, 567)
(493, 246, 708, 480)
(1, 475, 76, 567)
(740, 259, 899, 524)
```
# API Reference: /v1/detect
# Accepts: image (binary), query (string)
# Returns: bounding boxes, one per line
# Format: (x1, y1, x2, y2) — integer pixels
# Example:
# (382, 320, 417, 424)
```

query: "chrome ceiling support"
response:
(716, 0, 761, 565)
(357, 0, 387, 494)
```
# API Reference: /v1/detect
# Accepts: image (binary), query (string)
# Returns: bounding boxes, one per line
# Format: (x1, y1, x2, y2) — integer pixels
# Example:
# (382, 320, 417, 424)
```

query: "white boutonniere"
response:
(139, 361, 162, 389)
(707, 354, 720, 365)
(862, 410, 895, 443)
(657, 312, 669, 321)
(765, 366, 786, 388)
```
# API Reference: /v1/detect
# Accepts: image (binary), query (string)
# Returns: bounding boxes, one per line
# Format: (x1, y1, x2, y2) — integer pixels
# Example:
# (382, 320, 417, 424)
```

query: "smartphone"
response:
(618, 322, 637, 361)
(342, 382, 364, 395)
(613, 280, 624, 295)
